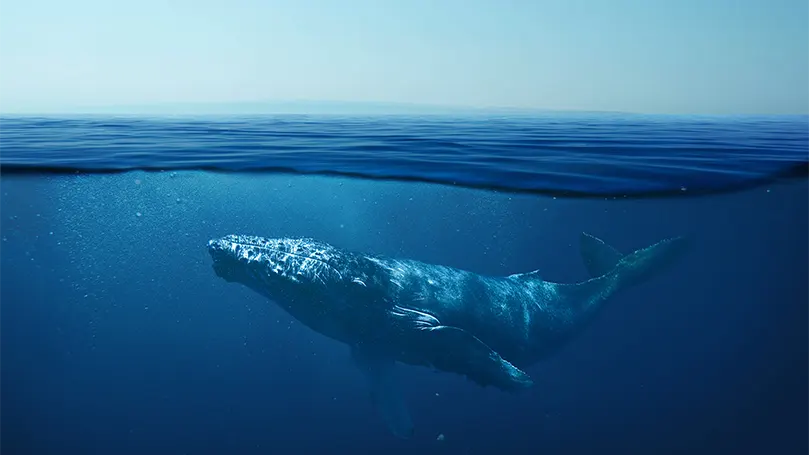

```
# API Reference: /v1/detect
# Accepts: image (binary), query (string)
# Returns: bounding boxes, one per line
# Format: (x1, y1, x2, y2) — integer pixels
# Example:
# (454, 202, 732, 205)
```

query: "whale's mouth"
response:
(208, 244, 236, 282)
(210, 258, 235, 281)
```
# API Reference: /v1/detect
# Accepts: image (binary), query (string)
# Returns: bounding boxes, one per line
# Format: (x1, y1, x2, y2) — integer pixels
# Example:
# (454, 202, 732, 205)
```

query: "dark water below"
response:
(1, 114, 806, 197)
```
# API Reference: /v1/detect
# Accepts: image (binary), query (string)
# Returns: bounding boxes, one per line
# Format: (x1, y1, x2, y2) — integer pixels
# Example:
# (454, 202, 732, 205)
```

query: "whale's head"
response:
(207, 235, 385, 335)
(207, 235, 362, 288)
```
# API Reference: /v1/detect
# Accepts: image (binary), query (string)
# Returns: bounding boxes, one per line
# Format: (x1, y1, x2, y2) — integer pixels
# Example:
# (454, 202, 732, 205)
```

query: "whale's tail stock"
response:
(553, 232, 691, 316)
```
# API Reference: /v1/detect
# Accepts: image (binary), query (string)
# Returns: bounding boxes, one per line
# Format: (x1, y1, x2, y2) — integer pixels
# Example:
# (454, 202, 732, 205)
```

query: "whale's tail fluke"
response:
(580, 232, 690, 289)
(553, 233, 690, 319)
(580, 232, 625, 278)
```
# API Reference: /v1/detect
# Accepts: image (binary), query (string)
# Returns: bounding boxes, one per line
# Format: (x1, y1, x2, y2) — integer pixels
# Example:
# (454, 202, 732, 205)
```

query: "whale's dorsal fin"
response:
(507, 270, 541, 280)
(351, 347, 414, 439)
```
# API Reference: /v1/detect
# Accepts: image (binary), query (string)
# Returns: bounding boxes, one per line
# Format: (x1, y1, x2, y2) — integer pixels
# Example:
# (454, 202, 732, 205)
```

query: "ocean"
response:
(1, 114, 807, 455)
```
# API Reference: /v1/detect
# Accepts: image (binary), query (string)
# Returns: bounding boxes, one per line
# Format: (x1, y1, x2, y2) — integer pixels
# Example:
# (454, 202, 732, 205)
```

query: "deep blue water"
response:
(0, 115, 807, 455)
(1, 114, 807, 197)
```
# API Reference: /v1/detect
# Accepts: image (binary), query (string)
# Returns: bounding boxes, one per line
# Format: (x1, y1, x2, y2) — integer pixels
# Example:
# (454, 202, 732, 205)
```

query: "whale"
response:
(207, 232, 688, 438)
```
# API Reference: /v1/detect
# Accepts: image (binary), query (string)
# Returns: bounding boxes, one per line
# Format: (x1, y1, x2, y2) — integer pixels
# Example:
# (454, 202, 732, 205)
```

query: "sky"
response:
(0, 0, 807, 115)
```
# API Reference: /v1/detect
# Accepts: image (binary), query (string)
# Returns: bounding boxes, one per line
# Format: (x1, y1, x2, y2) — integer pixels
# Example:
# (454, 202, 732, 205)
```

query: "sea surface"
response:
(1, 114, 807, 197)
(0, 114, 807, 455)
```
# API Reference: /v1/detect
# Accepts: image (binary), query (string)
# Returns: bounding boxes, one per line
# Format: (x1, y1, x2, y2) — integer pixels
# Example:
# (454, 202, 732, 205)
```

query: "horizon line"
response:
(1, 98, 807, 117)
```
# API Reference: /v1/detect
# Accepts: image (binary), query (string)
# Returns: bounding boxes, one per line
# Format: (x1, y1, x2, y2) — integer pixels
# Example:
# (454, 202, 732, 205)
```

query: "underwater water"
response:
(0, 115, 807, 455)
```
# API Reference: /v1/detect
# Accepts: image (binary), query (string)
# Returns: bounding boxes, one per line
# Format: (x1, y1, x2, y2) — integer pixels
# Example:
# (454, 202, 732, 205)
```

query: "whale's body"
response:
(207, 233, 688, 437)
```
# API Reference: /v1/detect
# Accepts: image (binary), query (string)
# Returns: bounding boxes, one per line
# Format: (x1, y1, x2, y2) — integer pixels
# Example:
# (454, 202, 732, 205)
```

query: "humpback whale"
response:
(207, 233, 688, 438)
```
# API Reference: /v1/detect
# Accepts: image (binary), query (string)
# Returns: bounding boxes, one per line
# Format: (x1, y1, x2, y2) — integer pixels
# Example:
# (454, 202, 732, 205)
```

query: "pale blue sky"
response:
(0, 0, 807, 114)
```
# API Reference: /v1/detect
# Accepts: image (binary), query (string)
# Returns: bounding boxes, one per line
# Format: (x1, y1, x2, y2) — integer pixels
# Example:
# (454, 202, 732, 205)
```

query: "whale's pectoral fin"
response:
(580, 232, 624, 277)
(421, 326, 533, 392)
(351, 346, 415, 439)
